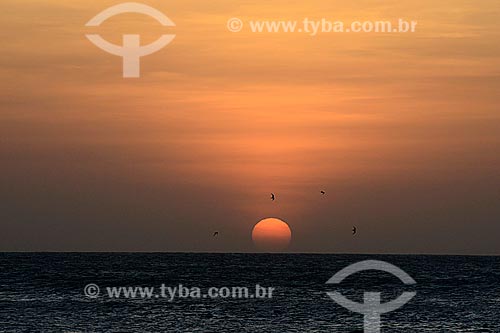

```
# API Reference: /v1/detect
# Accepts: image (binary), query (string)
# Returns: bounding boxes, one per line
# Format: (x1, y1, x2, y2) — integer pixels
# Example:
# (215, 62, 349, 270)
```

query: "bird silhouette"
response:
(271, 193, 275, 201)
(352, 226, 357, 235)
(213, 231, 219, 237)
(320, 190, 326, 195)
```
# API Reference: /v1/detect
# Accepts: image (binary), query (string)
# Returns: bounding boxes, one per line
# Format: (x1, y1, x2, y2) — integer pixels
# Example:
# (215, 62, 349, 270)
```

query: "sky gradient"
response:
(1, 0, 499, 253)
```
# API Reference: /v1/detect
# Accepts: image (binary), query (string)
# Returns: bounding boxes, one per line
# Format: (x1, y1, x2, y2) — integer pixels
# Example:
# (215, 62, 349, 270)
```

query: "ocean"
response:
(0, 253, 499, 332)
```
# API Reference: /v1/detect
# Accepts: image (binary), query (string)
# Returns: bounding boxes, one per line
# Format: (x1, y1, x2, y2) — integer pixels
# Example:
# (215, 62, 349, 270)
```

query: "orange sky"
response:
(1, 0, 499, 253)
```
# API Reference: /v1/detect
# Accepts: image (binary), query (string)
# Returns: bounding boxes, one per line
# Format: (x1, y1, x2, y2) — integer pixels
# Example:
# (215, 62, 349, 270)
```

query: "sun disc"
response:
(252, 218, 292, 252)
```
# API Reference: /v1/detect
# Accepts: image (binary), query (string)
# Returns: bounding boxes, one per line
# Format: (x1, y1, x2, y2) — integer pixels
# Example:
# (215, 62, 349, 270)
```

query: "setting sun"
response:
(252, 218, 292, 252)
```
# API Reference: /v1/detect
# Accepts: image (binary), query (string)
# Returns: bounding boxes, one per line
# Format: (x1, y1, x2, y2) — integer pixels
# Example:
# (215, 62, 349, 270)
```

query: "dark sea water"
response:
(0, 253, 499, 332)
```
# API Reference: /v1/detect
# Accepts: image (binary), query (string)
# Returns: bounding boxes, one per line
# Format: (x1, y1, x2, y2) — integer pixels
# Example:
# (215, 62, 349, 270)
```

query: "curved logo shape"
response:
(326, 260, 416, 333)
(86, 3, 175, 78)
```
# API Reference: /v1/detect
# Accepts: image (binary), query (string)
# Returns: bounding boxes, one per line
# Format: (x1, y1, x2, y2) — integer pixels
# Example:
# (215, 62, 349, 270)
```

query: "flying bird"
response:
(352, 226, 357, 235)
(213, 231, 219, 237)
(320, 191, 326, 195)
(271, 193, 275, 201)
